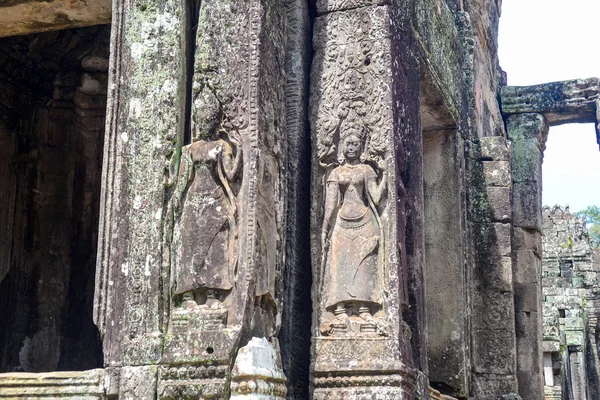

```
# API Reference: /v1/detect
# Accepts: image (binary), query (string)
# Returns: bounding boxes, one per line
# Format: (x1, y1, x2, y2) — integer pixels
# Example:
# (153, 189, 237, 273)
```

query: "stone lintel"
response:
(501, 78, 600, 135)
(0, 0, 111, 38)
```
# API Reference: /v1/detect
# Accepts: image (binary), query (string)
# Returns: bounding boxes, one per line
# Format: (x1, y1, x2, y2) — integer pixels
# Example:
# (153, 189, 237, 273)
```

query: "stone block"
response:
(473, 329, 517, 374)
(542, 340, 560, 352)
(473, 223, 512, 259)
(510, 138, 543, 183)
(502, 80, 598, 126)
(487, 187, 512, 222)
(514, 250, 541, 284)
(565, 331, 585, 347)
(506, 113, 548, 141)
(475, 256, 514, 293)
(514, 283, 541, 313)
(0, 0, 111, 38)
(472, 374, 519, 400)
(470, 186, 511, 223)
(120, 366, 158, 400)
(479, 136, 510, 161)
(512, 181, 542, 230)
(472, 291, 515, 331)
(513, 227, 542, 255)
(483, 161, 511, 186)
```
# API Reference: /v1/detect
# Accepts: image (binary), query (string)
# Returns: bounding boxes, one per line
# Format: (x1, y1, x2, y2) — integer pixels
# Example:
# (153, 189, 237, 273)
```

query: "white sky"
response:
(498, 0, 600, 212)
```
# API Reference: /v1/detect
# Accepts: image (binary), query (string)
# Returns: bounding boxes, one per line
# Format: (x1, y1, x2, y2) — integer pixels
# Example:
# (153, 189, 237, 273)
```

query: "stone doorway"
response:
(0, 25, 110, 373)
(502, 79, 600, 399)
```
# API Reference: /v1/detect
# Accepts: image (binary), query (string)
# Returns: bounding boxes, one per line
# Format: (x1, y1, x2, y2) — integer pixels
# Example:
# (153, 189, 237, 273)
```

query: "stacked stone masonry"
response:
(541, 206, 600, 400)
(0, 0, 599, 399)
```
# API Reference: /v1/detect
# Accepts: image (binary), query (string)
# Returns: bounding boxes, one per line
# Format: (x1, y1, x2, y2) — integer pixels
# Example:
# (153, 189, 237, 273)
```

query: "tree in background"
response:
(575, 206, 600, 248)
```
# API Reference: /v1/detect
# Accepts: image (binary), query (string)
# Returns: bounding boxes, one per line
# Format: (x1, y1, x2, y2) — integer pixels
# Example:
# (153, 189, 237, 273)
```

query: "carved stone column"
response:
(309, 2, 414, 398)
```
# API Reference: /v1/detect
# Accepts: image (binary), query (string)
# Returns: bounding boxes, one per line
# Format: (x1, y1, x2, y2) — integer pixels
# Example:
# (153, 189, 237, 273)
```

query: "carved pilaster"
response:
(93, 0, 185, 367)
(159, 0, 288, 397)
(95, 0, 288, 397)
(309, 2, 414, 398)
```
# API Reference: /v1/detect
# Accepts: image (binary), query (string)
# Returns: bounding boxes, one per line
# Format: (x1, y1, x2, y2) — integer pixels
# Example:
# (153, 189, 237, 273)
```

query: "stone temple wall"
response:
(0, 0, 598, 400)
(541, 206, 600, 400)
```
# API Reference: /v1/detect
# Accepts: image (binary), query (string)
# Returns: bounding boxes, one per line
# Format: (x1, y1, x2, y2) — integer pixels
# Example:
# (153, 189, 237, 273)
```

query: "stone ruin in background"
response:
(541, 205, 600, 399)
(0, 0, 598, 399)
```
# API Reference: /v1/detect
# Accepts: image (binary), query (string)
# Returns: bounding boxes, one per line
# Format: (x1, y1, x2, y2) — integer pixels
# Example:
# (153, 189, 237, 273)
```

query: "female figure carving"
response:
(172, 127, 242, 307)
(321, 123, 387, 326)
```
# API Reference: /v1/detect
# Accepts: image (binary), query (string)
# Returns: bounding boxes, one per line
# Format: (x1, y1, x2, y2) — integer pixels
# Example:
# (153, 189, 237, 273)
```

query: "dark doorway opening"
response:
(0, 25, 110, 372)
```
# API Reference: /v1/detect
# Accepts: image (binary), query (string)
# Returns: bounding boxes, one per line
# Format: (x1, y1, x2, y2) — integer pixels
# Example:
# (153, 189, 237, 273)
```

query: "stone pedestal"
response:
(230, 338, 287, 400)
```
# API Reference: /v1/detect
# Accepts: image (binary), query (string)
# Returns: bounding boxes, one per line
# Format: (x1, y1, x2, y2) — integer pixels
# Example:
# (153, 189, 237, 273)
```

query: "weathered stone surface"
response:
(411, 0, 464, 125)
(542, 206, 600, 398)
(507, 112, 546, 400)
(120, 366, 157, 400)
(423, 130, 469, 397)
(94, 0, 293, 398)
(501, 78, 599, 126)
(479, 136, 510, 162)
(93, 0, 185, 368)
(0, 0, 111, 38)
(230, 337, 287, 400)
(0, 369, 105, 398)
(5, 0, 600, 399)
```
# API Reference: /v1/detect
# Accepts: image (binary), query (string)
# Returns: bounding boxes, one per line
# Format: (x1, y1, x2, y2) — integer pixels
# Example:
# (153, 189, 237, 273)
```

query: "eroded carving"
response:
(170, 127, 242, 328)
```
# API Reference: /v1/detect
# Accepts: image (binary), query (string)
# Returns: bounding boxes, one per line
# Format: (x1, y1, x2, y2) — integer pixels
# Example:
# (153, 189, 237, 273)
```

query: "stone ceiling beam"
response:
(0, 0, 111, 38)
(501, 78, 600, 149)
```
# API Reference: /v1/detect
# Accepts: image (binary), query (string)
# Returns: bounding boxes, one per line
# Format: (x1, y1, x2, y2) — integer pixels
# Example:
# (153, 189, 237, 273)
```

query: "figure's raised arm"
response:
(367, 161, 387, 205)
(322, 172, 339, 248)
(222, 131, 243, 181)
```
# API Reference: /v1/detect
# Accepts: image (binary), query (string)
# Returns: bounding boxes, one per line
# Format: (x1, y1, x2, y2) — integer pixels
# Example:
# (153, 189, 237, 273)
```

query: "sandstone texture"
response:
(0, 0, 598, 399)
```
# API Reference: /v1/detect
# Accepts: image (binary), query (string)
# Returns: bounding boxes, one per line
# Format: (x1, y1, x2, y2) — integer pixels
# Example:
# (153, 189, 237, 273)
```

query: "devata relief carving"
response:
(310, 4, 414, 398)
(171, 126, 242, 329)
(320, 121, 388, 335)
(159, 0, 287, 396)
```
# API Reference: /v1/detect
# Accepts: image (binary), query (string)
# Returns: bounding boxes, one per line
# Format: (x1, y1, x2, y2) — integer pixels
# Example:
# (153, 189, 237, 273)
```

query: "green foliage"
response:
(575, 206, 600, 248)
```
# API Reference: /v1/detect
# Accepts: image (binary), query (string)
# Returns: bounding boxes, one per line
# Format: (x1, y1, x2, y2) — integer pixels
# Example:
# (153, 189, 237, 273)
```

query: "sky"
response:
(498, 0, 600, 212)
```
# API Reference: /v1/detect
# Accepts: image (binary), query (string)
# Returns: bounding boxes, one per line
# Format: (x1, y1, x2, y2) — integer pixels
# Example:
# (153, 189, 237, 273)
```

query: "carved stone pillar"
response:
(159, 0, 287, 396)
(94, 0, 185, 373)
(507, 113, 548, 400)
(309, 2, 414, 398)
(95, 0, 288, 397)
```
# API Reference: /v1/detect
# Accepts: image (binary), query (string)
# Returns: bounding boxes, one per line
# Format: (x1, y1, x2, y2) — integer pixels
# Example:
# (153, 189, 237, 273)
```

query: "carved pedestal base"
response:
(157, 364, 228, 400)
(313, 371, 415, 400)
(230, 337, 287, 400)
(161, 327, 238, 399)
(162, 328, 237, 364)
(312, 337, 415, 400)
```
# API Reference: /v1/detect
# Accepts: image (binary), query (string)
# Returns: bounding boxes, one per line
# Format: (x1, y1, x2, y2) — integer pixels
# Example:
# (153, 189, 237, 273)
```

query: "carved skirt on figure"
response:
(325, 210, 380, 309)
